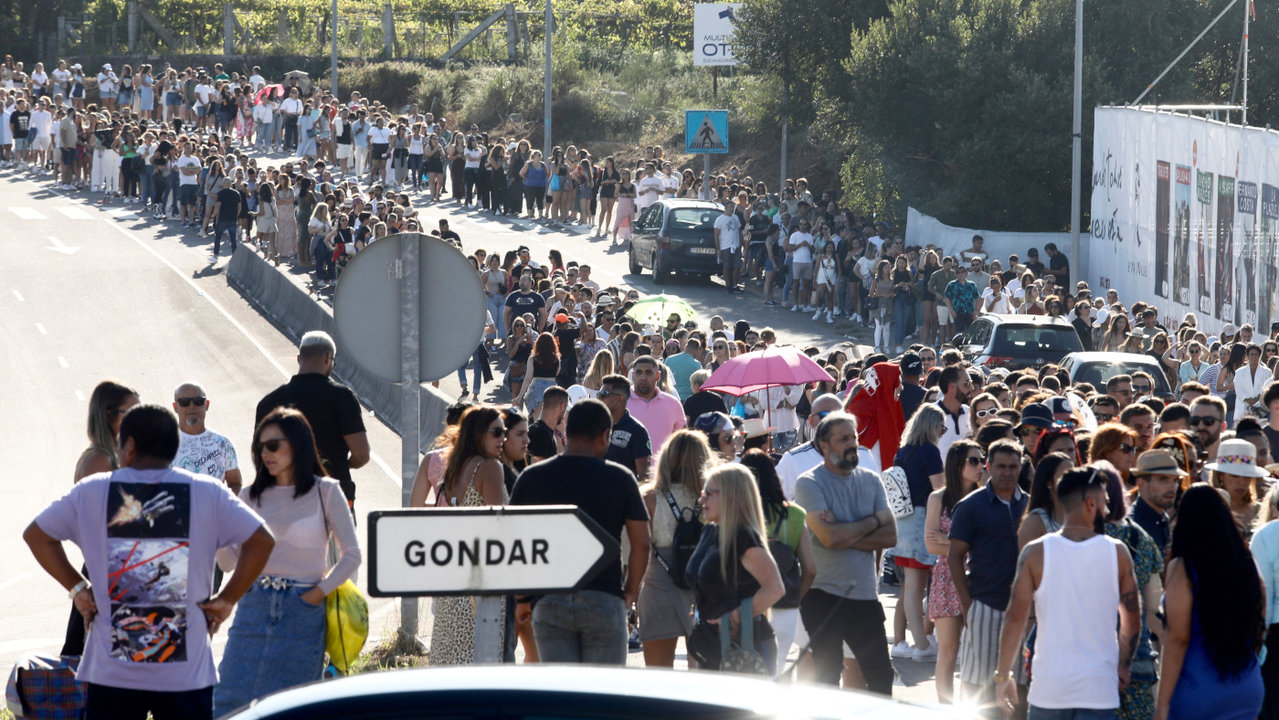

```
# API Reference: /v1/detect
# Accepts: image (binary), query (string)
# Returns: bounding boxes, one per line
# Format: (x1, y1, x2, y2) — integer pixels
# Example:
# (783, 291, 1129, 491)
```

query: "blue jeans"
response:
(772, 429, 797, 452)
(531, 590, 628, 665)
(213, 582, 325, 717)
(283, 117, 299, 150)
(139, 168, 154, 204)
(313, 237, 334, 281)
(1027, 708, 1117, 720)
(456, 347, 485, 395)
(258, 121, 274, 149)
(212, 220, 238, 256)
(486, 294, 507, 341)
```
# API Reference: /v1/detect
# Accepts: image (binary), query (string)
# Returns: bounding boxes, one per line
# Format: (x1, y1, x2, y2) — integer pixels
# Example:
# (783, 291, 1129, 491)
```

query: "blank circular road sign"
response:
(333, 233, 487, 383)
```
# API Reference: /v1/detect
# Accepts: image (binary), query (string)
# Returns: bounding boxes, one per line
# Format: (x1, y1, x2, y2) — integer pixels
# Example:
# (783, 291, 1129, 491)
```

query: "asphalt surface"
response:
(0, 164, 936, 705)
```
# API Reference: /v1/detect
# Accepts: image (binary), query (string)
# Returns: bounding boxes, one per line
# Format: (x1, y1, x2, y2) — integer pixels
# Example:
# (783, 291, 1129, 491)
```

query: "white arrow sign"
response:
(367, 506, 617, 597)
(46, 236, 81, 255)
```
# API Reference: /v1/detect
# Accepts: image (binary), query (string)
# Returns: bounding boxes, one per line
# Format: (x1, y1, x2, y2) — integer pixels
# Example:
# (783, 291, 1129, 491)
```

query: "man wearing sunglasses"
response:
(1189, 396, 1228, 473)
(1106, 374, 1135, 410)
(596, 375, 652, 481)
(172, 383, 242, 496)
(1090, 395, 1120, 425)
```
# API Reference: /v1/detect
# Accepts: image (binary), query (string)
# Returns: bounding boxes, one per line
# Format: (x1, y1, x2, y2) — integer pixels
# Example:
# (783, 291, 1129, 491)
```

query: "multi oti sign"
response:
(693, 3, 742, 67)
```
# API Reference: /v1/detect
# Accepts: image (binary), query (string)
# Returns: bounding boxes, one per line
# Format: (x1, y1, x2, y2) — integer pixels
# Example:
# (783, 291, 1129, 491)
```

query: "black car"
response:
(628, 199, 726, 284)
(956, 314, 1083, 371)
(223, 665, 954, 720)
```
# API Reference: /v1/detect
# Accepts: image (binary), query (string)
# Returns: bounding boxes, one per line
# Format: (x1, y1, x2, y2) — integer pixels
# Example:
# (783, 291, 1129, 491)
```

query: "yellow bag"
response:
(324, 579, 368, 674)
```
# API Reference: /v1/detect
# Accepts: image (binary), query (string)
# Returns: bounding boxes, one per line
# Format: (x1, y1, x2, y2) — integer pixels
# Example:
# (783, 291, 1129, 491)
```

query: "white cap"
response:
(103, 63, 112, 70)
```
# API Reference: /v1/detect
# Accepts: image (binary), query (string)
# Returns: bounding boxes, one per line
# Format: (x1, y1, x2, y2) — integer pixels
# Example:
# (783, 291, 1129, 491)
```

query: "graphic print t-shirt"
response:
(172, 429, 239, 481)
(34, 467, 264, 691)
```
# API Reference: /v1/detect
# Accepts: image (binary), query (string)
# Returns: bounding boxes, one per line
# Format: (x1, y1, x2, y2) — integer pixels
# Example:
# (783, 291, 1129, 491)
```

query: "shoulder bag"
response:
(319, 486, 369, 674)
(881, 446, 918, 519)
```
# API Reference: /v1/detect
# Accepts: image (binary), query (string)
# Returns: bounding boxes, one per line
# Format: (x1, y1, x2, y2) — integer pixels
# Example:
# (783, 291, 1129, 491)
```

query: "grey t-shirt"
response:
(793, 464, 890, 601)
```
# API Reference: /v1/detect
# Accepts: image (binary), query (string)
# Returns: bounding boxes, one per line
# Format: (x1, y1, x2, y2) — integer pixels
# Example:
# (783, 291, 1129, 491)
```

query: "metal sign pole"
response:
(703, 154, 711, 201)
(399, 234, 421, 643)
(473, 596, 504, 663)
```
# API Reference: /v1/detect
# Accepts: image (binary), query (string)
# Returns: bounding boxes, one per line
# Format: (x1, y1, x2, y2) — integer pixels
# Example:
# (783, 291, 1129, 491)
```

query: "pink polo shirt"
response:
(627, 390, 686, 453)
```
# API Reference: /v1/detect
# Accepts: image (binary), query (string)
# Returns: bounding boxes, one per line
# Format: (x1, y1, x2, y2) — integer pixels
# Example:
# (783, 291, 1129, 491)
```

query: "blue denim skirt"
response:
(213, 581, 326, 716)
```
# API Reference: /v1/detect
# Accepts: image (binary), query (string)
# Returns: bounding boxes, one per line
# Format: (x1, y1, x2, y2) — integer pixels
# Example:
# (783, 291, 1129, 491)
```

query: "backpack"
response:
(769, 513, 803, 608)
(653, 489, 703, 589)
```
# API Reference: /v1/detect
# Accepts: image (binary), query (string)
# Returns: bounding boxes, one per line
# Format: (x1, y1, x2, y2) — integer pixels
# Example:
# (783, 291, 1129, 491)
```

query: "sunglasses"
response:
(1119, 443, 1136, 455)
(965, 455, 985, 466)
(176, 396, 207, 407)
(1189, 416, 1220, 426)
(1018, 426, 1041, 437)
(1094, 412, 1115, 423)
(256, 438, 287, 453)
(974, 407, 1000, 419)
(1133, 385, 1151, 394)
(596, 389, 623, 399)
(489, 427, 508, 438)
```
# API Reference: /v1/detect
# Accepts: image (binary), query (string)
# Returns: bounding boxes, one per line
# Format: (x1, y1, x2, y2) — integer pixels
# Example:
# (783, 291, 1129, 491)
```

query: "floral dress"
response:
(928, 508, 962, 619)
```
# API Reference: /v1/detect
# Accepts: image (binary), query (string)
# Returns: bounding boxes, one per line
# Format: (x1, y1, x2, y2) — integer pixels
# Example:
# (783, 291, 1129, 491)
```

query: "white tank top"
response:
(1027, 533, 1121, 710)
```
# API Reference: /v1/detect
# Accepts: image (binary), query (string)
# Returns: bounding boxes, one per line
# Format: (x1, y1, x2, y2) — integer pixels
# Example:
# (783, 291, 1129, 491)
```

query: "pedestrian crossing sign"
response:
(685, 110, 729, 154)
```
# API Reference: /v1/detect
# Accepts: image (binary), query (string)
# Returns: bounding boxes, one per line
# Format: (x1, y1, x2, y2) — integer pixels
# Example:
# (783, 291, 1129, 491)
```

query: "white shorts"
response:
(937, 304, 952, 325)
(30, 135, 51, 152)
(336, 144, 352, 160)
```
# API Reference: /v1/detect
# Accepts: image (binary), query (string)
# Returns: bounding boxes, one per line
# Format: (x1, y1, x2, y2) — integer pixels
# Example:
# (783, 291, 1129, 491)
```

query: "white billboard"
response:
(1090, 107, 1279, 334)
(693, 3, 742, 67)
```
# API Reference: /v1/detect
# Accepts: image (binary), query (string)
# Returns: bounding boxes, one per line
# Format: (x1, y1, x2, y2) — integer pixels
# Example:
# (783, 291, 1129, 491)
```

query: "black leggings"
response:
(524, 186, 545, 213)
(464, 167, 480, 204)
(121, 162, 140, 197)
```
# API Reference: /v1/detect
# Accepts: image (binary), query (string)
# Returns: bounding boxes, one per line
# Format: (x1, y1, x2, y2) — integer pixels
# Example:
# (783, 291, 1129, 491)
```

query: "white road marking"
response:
(46, 236, 81, 255)
(55, 206, 93, 220)
(35, 322, 47, 334)
(13, 290, 24, 302)
(0, 573, 32, 593)
(75, 389, 85, 401)
(9, 206, 47, 220)
(57, 356, 69, 368)
(102, 221, 402, 487)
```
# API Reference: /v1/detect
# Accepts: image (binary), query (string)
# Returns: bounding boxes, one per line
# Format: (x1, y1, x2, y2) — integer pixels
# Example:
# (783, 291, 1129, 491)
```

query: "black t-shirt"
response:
(255, 373, 366, 500)
(605, 412, 651, 475)
(510, 455, 648, 598)
(686, 525, 764, 620)
(748, 214, 771, 246)
(555, 327, 580, 383)
(215, 187, 242, 222)
(1026, 260, 1046, 276)
(9, 110, 30, 139)
(504, 290, 546, 327)
(683, 391, 727, 423)
(1049, 253, 1070, 286)
(1265, 427, 1279, 463)
(527, 420, 557, 460)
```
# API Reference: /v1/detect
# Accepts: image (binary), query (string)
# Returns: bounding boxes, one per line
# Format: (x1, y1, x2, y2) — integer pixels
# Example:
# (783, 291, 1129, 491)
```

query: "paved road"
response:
(0, 168, 932, 705)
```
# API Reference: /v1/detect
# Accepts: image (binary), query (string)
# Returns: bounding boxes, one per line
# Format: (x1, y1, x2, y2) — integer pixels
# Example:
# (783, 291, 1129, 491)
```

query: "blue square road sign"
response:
(685, 110, 729, 154)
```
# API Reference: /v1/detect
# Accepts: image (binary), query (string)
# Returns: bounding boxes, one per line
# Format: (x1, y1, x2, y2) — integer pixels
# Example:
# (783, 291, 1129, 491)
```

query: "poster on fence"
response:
(1089, 106, 1279, 334)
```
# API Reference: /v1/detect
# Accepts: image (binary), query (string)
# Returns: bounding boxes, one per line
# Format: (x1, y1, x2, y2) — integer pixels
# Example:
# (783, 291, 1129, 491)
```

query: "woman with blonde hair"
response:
(888, 404, 946, 662)
(639, 429, 716, 667)
(580, 349, 615, 392)
(686, 463, 785, 672)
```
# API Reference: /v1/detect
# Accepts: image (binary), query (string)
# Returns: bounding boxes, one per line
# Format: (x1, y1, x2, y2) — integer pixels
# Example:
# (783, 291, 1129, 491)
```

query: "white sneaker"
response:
(804, 305, 817, 313)
(791, 305, 800, 312)
(833, 308, 842, 316)
(912, 643, 938, 661)
(812, 309, 824, 321)
(826, 311, 834, 324)
(890, 641, 913, 659)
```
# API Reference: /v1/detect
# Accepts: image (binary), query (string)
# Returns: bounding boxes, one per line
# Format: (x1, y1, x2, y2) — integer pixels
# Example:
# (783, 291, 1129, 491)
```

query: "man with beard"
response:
(504, 271, 547, 334)
(625, 356, 685, 454)
(994, 467, 1140, 719)
(170, 383, 242, 495)
(1189, 395, 1228, 475)
(937, 365, 975, 458)
(948, 439, 1028, 707)
(793, 412, 897, 695)
(1128, 450, 1184, 555)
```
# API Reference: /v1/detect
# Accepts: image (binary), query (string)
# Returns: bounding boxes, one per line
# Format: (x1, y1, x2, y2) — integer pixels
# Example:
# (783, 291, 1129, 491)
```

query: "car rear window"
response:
(1075, 361, 1171, 394)
(668, 209, 719, 231)
(990, 325, 1082, 356)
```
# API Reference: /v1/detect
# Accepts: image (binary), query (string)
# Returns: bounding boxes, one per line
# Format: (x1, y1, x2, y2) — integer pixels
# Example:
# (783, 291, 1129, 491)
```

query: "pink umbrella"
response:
(700, 345, 833, 396)
(254, 84, 285, 104)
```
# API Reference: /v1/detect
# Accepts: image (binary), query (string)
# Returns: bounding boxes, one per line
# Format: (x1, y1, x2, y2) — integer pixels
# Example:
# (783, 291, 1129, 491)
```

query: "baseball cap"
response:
(693, 412, 734, 436)
(1222, 322, 1238, 336)
(900, 352, 923, 377)
(1016, 403, 1055, 430)
(596, 293, 614, 306)
(554, 313, 570, 324)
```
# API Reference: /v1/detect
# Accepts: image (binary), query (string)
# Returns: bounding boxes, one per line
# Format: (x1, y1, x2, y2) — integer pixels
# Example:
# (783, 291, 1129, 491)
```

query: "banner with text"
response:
(693, 3, 742, 66)
(1090, 107, 1279, 334)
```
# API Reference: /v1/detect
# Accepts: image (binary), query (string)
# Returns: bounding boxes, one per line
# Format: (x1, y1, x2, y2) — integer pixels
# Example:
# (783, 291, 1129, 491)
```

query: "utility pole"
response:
(1070, 0, 1083, 283)
(543, 0, 552, 159)
(331, 0, 339, 97)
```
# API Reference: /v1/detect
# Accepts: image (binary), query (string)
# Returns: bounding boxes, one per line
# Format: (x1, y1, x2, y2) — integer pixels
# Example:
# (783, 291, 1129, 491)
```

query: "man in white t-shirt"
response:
(248, 66, 265, 91)
(635, 162, 664, 212)
(787, 219, 816, 312)
(194, 79, 214, 128)
(28, 98, 53, 170)
(714, 201, 744, 294)
(660, 162, 680, 197)
(97, 64, 117, 109)
(170, 383, 242, 494)
(176, 145, 202, 227)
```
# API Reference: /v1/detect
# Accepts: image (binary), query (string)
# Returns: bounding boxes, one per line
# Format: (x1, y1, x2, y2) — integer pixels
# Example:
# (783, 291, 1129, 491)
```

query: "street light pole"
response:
(331, 0, 339, 97)
(543, 0, 552, 160)
(1070, 0, 1083, 283)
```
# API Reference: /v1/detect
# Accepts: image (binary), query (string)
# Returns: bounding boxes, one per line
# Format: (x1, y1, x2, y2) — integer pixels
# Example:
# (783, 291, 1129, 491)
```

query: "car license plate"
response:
(689, 247, 717, 255)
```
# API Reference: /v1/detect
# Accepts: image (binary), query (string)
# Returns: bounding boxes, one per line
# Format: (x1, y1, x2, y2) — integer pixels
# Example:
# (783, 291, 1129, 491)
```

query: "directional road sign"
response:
(686, 110, 730, 154)
(367, 506, 618, 597)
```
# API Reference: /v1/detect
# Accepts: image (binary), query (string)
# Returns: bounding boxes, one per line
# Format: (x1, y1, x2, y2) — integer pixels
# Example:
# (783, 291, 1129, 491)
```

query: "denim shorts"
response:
(213, 581, 326, 717)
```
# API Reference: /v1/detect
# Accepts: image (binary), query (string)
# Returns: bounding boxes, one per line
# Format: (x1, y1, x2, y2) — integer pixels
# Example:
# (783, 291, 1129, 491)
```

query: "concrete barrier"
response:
(227, 244, 451, 452)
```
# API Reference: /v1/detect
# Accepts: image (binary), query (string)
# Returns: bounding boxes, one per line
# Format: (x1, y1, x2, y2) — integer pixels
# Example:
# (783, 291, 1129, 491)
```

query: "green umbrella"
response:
(625, 294, 697, 326)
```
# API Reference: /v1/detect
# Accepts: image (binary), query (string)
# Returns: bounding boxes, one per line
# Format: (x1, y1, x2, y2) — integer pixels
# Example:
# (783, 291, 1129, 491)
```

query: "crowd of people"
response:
(16, 52, 1279, 720)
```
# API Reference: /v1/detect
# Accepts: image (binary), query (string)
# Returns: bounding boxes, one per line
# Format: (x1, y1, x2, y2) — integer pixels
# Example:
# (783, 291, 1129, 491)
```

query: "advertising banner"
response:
(1090, 107, 1279, 332)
